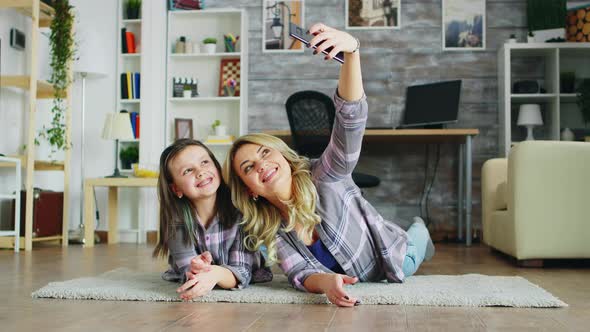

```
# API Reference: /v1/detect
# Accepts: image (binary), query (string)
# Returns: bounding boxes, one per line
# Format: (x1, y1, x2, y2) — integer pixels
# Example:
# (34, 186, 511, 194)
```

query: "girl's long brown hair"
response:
(153, 139, 238, 258)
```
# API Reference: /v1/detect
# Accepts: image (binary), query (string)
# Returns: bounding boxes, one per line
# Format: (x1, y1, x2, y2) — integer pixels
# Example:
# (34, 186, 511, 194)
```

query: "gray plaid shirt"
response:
(163, 214, 272, 288)
(276, 91, 409, 291)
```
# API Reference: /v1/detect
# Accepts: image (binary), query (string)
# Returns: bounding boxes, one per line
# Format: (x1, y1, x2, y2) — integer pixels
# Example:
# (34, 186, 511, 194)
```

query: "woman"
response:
(224, 23, 434, 307)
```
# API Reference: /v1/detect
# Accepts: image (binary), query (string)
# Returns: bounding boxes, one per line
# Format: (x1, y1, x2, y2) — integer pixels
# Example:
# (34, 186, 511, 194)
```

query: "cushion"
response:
(494, 181, 508, 210)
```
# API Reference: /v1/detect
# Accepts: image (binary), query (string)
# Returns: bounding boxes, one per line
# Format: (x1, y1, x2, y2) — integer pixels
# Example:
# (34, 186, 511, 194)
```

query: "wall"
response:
(194, 0, 529, 239)
(1, 0, 536, 241)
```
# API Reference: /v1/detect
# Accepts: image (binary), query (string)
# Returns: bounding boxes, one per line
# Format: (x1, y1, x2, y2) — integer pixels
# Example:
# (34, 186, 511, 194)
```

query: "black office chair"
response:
(285, 90, 380, 189)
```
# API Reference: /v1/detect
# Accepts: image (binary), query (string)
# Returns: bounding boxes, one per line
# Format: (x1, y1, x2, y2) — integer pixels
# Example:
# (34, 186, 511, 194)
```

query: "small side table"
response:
(84, 177, 157, 247)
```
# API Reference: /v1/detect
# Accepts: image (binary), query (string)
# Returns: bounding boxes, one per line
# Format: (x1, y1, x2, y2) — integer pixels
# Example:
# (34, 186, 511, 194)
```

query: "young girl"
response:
(153, 139, 271, 300)
(224, 23, 434, 307)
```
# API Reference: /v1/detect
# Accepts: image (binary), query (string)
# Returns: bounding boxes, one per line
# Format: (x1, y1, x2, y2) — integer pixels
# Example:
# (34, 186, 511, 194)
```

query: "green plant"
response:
(526, 0, 567, 31)
(211, 120, 221, 130)
(119, 145, 139, 166)
(127, 0, 141, 10)
(576, 79, 590, 127)
(203, 37, 217, 44)
(37, 0, 75, 158)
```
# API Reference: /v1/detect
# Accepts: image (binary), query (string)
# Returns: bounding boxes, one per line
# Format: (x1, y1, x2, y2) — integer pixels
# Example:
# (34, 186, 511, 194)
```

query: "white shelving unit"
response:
(497, 43, 590, 156)
(165, 8, 248, 162)
(0, 157, 21, 252)
(116, 0, 142, 173)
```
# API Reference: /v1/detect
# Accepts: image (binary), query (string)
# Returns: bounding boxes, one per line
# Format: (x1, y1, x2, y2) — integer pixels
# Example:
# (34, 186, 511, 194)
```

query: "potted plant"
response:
(527, 31, 535, 43)
(211, 120, 227, 136)
(202, 37, 217, 54)
(507, 34, 517, 43)
(576, 79, 590, 128)
(119, 145, 139, 170)
(126, 0, 141, 20)
(36, 0, 75, 160)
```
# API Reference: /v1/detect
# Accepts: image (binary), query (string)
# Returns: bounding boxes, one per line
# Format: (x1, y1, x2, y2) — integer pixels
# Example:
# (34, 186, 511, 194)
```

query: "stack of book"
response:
(120, 72, 141, 99)
(204, 135, 234, 144)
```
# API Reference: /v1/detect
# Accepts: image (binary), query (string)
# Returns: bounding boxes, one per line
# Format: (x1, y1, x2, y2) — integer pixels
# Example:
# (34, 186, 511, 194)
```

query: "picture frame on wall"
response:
(346, 0, 401, 29)
(442, 0, 486, 51)
(262, 0, 305, 53)
(174, 118, 194, 140)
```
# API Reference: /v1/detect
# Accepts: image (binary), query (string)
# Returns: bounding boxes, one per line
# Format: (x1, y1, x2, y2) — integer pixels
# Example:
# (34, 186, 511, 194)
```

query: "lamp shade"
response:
(517, 104, 543, 126)
(102, 113, 134, 140)
(74, 27, 107, 77)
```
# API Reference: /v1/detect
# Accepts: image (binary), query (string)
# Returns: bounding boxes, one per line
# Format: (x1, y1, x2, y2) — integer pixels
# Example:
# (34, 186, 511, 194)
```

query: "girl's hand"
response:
(189, 251, 213, 275)
(177, 270, 218, 300)
(307, 23, 358, 60)
(319, 273, 359, 307)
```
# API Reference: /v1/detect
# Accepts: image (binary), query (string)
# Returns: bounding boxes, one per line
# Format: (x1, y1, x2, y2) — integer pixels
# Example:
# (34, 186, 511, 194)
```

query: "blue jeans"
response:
(401, 221, 429, 278)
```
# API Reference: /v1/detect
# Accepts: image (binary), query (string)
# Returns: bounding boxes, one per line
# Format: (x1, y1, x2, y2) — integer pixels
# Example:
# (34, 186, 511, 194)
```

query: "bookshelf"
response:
(497, 43, 590, 156)
(165, 8, 248, 162)
(117, 0, 142, 173)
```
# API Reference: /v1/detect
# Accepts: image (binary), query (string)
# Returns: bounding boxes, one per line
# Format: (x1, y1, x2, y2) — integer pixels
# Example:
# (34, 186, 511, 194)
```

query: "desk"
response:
(84, 177, 157, 247)
(264, 128, 480, 245)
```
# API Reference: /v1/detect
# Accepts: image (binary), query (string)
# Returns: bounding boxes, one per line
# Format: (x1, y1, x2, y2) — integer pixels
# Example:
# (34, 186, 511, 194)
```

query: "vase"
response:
(215, 125, 227, 136)
(203, 43, 216, 54)
(127, 7, 139, 20)
(561, 128, 575, 141)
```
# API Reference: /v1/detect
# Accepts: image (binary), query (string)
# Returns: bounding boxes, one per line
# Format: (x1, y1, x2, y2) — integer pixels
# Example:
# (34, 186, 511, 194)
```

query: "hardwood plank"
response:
(1, 243, 588, 331)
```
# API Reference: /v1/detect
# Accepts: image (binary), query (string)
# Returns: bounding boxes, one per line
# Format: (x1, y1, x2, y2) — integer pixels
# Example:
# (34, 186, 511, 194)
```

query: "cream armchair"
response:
(482, 141, 590, 263)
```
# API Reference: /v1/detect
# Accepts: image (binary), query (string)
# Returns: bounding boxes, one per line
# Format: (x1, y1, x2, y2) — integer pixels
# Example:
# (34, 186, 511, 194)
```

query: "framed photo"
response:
(218, 58, 241, 97)
(262, 0, 305, 53)
(442, 0, 486, 51)
(174, 118, 193, 140)
(346, 0, 401, 29)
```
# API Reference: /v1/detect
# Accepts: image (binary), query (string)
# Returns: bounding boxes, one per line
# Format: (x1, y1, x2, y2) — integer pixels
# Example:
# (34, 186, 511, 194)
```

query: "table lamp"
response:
(102, 112, 134, 178)
(517, 104, 543, 140)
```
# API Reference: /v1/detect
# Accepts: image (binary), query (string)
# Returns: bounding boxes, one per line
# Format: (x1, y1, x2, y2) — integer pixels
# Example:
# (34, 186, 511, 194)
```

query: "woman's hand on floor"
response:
(307, 23, 357, 60)
(319, 273, 359, 307)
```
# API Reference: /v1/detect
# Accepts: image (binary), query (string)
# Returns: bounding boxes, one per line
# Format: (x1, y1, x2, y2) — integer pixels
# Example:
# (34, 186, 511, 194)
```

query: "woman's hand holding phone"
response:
(307, 23, 358, 61)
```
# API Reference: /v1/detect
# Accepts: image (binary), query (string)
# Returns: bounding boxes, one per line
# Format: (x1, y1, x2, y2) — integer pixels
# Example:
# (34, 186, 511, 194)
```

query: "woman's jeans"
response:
(401, 221, 430, 278)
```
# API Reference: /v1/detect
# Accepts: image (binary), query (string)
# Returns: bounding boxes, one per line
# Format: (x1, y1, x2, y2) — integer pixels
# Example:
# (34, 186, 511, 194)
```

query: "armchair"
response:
(482, 141, 590, 264)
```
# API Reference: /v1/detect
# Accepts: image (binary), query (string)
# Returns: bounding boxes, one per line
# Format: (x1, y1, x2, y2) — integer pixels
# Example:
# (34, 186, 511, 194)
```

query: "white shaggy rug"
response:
(32, 268, 567, 307)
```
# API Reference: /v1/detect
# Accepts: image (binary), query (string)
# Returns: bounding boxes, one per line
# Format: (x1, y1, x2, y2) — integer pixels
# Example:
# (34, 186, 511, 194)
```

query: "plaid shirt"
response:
(163, 214, 272, 288)
(276, 91, 409, 291)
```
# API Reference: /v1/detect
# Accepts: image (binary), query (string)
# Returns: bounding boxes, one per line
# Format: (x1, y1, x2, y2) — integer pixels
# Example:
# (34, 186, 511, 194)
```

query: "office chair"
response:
(285, 90, 380, 189)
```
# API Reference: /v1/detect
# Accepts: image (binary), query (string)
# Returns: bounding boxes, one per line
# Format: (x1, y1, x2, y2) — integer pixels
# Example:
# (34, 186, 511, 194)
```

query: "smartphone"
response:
(289, 23, 344, 64)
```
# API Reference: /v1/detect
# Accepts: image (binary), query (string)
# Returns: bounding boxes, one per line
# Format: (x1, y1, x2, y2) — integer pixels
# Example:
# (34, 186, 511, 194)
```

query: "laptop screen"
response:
(401, 80, 462, 128)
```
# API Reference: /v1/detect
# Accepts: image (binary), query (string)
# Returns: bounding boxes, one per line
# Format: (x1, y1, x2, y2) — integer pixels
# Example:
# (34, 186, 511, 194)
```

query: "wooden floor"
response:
(1, 243, 589, 331)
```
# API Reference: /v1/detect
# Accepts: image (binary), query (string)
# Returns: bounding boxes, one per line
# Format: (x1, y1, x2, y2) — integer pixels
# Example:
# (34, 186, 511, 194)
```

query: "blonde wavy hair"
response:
(223, 133, 321, 264)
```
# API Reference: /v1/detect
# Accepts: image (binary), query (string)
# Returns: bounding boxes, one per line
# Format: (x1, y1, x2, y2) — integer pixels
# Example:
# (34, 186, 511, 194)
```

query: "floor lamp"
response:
(68, 71, 106, 244)
(69, 27, 106, 244)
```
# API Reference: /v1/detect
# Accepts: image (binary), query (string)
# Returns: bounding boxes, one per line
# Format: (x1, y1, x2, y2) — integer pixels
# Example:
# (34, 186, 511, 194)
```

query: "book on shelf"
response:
(205, 135, 234, 144)
(125, 31, 136, 54)
(121, 28, 128, 53)
(120, 72, 141, 99)
(129, 112, 140, 139)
